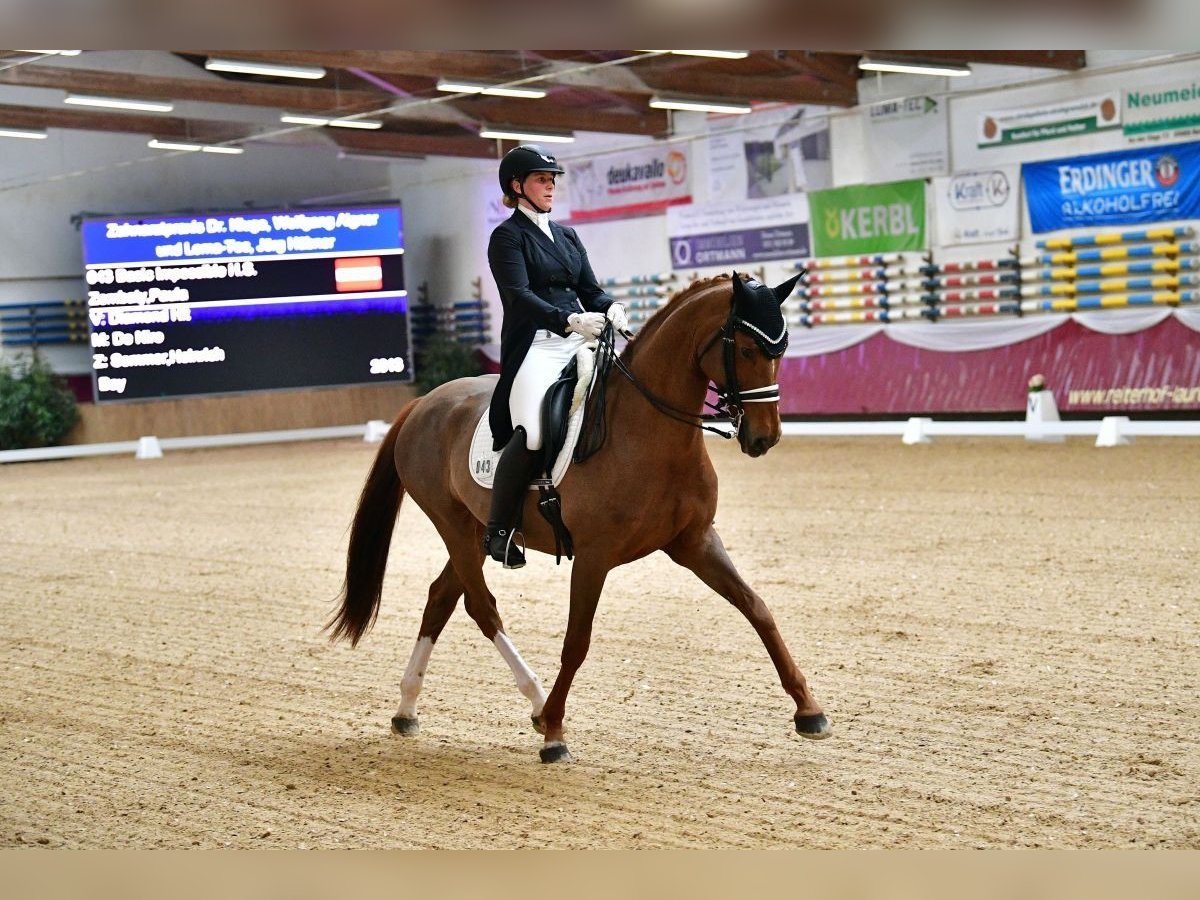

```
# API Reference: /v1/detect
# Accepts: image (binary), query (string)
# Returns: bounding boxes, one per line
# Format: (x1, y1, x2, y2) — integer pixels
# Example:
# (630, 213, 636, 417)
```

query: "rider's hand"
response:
(605, 303, 629, 333)
(566, 312, 605, 340)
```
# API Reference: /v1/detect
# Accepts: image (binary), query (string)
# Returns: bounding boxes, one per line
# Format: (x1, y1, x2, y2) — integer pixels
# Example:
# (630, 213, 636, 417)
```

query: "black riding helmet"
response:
(498, 144, 565, 213)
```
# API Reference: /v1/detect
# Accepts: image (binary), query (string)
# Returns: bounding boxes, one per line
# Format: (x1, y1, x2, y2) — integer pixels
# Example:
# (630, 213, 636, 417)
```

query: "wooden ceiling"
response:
(0, 50, 1085, 159)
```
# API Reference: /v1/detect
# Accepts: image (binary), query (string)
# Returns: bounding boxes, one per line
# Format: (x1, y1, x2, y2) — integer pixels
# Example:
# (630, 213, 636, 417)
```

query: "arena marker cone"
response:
(363, 420, 389, 443)
(902, 417, 933, 445)
(1096, 416, 1132, 448)
(135, 435, 163, 459)
(1025, 376, 1064, 443)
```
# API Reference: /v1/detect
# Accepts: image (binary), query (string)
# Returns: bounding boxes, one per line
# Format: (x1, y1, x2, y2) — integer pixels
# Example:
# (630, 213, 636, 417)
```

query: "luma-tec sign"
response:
(1023, 140, 1200, 233)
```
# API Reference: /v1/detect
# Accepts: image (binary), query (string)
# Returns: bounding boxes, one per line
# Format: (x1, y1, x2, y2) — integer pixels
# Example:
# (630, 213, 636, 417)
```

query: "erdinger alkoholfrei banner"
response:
(1023, 140, 1200, 233)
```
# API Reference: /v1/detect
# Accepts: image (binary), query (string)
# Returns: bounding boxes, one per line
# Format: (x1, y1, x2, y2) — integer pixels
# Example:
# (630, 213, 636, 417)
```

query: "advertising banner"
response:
(1124, 78, 1200, 144)
(706, 104, 832, 201)
(932, 167, 1020, 245)
(978, 93, 1121, 148)
(865, 95, 949, 181)
(807, 179, 926, 256)
(776, 316, 1200, 415)
(565, 143, 691, 222)
(1022, 140, 1200, 233)
(666, 193, 810, 269)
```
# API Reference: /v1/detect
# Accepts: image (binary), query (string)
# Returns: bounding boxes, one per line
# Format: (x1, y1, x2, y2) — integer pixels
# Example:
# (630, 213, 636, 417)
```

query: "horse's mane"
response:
(620, 273, 731, 365)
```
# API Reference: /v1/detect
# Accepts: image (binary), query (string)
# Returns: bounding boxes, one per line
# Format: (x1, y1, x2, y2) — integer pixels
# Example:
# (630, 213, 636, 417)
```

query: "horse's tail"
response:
(326, 399, 419, 646)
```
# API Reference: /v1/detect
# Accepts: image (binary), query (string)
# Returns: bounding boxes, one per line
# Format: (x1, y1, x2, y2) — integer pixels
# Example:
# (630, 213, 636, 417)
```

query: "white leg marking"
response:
(493, 632, 547, 716)
(395, 636, 433, 720)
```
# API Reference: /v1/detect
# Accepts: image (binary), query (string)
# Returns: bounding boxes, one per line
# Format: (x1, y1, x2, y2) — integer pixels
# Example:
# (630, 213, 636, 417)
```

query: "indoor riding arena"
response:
(2, 49, 1199, 851)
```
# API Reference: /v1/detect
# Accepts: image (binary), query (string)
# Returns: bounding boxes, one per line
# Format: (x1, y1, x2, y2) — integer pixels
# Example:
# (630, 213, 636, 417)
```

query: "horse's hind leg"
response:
(666, 525, 831, 740)
(392, 560, 463, 735)
(433, 509, 549, 730)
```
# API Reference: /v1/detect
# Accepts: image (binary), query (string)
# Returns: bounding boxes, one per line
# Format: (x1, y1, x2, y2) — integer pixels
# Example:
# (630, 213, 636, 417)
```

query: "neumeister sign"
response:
(807, 179, 926, 256)
(1023, 140, 1200, 233)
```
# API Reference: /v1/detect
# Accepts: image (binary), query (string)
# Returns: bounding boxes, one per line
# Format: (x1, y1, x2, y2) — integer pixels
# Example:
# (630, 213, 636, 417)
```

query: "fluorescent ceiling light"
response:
(148, 139, 244, 154)
(859, 58, 972, 77)
(65, 95, 174, 113)
(639, 50, 749, 59)
(281, 113, 332, 126)
(17, 49, 81, 56)
(0, 126, 48, 140)
(436, 78, 546, 99)
(328, 117, 383, 130)
(205, 57, 326, 79)
(478, 125, 574, 143)
(670, 50, 749, 59)
(649, 95, 752, 114)
(338, 149, 425, 164)
(148, 139, 202, 152)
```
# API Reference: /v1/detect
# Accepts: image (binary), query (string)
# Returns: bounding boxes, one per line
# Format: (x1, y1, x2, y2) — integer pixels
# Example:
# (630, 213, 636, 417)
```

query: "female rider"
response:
(483, 144, 628, 568)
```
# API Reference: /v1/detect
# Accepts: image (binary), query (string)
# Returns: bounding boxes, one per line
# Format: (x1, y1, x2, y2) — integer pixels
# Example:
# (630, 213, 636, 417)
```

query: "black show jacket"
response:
(487, 209, 614, 449)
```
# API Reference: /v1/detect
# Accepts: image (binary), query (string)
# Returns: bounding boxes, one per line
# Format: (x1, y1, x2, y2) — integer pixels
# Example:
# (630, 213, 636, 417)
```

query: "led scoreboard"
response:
(82, 204, 410, 402)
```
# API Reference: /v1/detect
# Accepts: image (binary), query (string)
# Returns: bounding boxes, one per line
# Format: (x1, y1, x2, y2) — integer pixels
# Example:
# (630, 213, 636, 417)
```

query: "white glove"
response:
(566, 311, 605, 340)
(605, 303, 629, 333)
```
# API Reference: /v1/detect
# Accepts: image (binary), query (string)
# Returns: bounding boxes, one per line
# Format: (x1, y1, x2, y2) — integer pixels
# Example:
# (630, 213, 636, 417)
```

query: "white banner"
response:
(977, 93, 1121, 148)
(706, 104, 832, 202)
(932, 167, 1021, 246)
(864, 95, 949, 181)
(565, 143, 691, 222)
(666, 194, 811, 268)
(1123, 77, 1200, 144)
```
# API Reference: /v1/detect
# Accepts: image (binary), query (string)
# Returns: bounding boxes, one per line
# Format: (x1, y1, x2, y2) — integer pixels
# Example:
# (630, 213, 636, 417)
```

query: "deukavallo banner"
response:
(1023, 139, 1200, 233)
(808, 179, 926, 256)
(932, 167, 1020, 246)
(563, 143, 691, 223)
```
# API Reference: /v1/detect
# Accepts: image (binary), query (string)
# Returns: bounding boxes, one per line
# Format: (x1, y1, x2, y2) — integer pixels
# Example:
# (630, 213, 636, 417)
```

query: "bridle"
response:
(610, 294, 783, 440)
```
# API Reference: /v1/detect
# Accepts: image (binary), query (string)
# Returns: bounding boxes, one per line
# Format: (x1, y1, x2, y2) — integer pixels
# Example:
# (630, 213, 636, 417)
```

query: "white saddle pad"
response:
(470, 342, 598, 490)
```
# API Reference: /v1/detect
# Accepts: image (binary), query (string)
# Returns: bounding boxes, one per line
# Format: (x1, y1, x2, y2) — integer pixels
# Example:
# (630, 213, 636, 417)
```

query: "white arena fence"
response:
(0, 416, 1197, 465)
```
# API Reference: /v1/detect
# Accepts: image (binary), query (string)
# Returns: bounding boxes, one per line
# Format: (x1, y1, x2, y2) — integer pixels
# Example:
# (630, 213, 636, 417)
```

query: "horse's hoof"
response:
(794, 712, 832, 740)
(391, 715, 419, 735)
(539, 741, 573, 764)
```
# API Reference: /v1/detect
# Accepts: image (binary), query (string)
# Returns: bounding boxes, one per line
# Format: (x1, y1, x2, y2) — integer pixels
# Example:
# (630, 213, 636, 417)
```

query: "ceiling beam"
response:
(771, 51, 861, 88)
(0, 102, 246, 141)
(187, 50, 538, 81)
(0, 64, 385, 114)
(330, 129, 496, 159)
(635, 67, 858, 107)
(854, 50, 1086, 70)
(449, 96, 667, 136)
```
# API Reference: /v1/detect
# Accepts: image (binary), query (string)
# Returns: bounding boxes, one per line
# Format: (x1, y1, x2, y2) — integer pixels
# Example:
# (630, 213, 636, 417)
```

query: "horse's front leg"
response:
(537, 555, 609, 763)
(666, 525, 831, 739)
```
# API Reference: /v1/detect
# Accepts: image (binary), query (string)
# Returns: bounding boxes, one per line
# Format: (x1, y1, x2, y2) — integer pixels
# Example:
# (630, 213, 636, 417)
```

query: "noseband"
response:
(703, 303, 784, 434)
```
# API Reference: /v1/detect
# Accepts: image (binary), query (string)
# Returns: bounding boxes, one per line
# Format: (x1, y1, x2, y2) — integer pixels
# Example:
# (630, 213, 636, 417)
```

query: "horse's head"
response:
(699, 272, 802, 458)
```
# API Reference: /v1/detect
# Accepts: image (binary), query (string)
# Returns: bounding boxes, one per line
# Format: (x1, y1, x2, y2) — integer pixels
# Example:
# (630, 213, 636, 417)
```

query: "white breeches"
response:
(509, 329, 586, 451)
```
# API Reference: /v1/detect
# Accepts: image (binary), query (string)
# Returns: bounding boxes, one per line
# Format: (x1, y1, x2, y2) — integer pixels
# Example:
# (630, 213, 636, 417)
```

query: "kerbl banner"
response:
(1022, 139, 1200, 233)
(562, 143, 691, 223)
(807, 179, 926, 256)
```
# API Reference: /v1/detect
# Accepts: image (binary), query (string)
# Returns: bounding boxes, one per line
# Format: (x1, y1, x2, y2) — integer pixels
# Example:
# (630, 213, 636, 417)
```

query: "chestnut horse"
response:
(327, 273, 830, 763)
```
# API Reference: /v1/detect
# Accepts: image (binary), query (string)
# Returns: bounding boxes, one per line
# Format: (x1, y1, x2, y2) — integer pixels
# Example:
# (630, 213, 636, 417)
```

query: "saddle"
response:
(469, 338, 611, 562)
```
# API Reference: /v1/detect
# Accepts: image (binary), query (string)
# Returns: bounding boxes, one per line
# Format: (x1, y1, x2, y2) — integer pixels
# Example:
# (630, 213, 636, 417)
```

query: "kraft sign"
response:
(807, 179, 926, 256)
(1023, 139, 1200, 233)
(933, 167, 1020, 245)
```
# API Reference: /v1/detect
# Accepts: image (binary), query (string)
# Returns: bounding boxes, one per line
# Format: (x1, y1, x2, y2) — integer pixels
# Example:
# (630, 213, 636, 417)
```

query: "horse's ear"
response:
(772, 272, 803, 305)
(731, 271, 749, 302)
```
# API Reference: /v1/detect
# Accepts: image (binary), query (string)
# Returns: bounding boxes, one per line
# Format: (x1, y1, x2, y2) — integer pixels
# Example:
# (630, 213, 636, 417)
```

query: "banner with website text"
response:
(562, 143, 692, 223)
(1023, 139, 1200, 233)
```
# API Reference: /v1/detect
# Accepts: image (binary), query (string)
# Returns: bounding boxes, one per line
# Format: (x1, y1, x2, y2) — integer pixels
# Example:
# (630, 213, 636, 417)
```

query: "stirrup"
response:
(485, 527, 526, 569)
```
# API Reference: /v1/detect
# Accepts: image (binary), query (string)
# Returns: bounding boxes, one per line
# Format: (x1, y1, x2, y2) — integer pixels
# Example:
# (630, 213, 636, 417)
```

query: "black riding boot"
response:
(483, 428, 541, 568)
